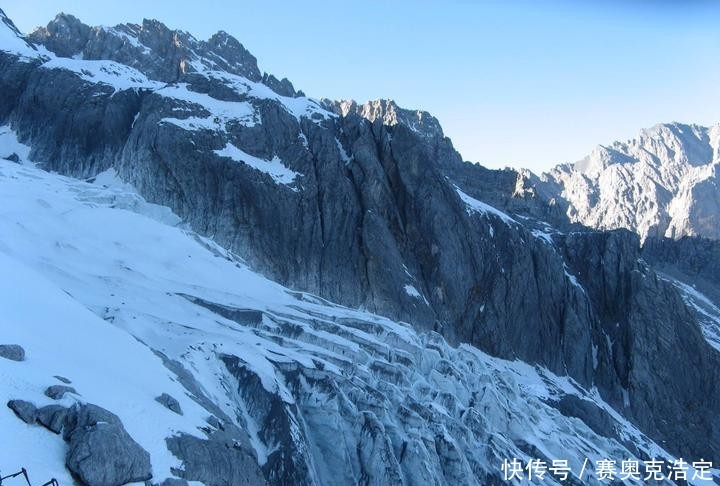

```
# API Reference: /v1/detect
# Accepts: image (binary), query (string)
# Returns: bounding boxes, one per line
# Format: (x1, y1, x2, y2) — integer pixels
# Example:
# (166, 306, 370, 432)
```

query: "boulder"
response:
(36, 404, 68, 434)
(44, 384, 77, 400)
(7, 399, 37, 423)
(64, 404, 153, 486)
(0, 344, 25, 361)
(155, 392, 183, 415)
(62, 403, 122, 440)
(3, 152, 20, 163)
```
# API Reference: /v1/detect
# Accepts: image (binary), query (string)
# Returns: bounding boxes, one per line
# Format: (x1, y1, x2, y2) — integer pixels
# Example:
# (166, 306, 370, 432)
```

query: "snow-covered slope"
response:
(2, 131, 714, 485)
(524, 123, 720, 241)
(0, 10, 37, 59)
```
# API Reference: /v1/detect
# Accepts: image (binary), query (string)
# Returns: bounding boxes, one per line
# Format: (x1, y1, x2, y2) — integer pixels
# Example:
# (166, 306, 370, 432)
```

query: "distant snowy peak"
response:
(570, 122, 718, 177)
(526, 122, 720, 241)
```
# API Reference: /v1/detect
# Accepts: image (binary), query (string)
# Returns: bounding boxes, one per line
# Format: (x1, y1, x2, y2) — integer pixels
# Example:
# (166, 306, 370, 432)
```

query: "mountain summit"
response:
(520, 122, 720, 241)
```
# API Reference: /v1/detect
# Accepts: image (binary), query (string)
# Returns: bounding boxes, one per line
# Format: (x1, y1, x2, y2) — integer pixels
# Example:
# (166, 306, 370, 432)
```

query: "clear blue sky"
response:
(4, 1, 719, 172)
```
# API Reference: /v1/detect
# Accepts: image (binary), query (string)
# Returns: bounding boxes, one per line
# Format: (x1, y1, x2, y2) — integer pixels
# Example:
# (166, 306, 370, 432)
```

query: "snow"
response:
(403, 284, 430, 307)
(454, 185, 516, 225)
(0, 252, 209, 483)
(0, 125, 31, 161)
(0, 159, 312, 479)
(102, 26, 152, 54)
(86, 168, 182, 226)
(41, 57, 163, 92)
(194, 70, 334, 123)
(0, 14, 38, 60)
(404, 284, 422, 299)
(214, 143, 300, 185)
(158, 84, 258, 131)
(665, 277, 720, 352)
(532, 229, 554, 245)
(563, 266, 585, 293)
(335, 138, 351, 163)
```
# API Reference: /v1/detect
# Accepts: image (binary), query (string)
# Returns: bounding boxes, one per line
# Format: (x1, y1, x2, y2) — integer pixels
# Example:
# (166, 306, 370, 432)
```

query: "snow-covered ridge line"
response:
(1, 10, 334, 125)
(198, 69, 334, 122)
(0, 9, 38, 59)
(41, 57, 164, 92)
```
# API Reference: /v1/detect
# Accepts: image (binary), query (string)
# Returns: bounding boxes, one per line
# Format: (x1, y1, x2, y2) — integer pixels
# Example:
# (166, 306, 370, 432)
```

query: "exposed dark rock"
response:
(44, 384, 77, 400)
(261, 73, 295, 97)
(62, 403, 122, 440)
(64, 403, 153, 486)
(561, 229, 720, 463)
(166, 432, 265, 486)
(549, 395, 620, 442)
(0, 344, 25, 361)
(7, 399, 37, 423)
(54, 375, 72, 384)
(28, 13, 91, 58)
(643, 235, 720, 302)
(159, 479, 189, 486)
(3, 152, 19, 162)
(36, 404, 68, 434)
(67, 422, 152, 486)
(156, 392, 183, 415)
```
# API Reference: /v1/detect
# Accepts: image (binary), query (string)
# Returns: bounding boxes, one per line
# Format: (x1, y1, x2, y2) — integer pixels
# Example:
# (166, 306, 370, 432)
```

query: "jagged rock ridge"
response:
(518, 122, 720, 241)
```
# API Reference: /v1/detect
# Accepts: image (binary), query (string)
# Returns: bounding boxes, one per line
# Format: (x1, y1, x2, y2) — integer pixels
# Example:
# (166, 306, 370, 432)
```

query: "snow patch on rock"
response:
(214, 143, 299, 185)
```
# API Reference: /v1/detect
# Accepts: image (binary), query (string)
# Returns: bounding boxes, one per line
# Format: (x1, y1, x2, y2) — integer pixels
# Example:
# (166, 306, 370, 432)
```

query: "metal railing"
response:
(0, 469, 58, 486)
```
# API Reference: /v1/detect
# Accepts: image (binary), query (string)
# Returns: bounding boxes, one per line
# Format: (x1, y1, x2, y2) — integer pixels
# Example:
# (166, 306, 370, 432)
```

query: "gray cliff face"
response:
(0, 7, 719, 483)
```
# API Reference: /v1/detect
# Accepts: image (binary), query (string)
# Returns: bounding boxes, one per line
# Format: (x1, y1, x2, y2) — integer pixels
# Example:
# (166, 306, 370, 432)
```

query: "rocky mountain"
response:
(519, 123, 720, 241)
(1, 8, 719, 486)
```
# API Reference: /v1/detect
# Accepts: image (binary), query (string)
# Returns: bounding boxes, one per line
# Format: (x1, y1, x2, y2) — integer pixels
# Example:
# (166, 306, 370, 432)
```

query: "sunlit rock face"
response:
(521, 122, 720, 241)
